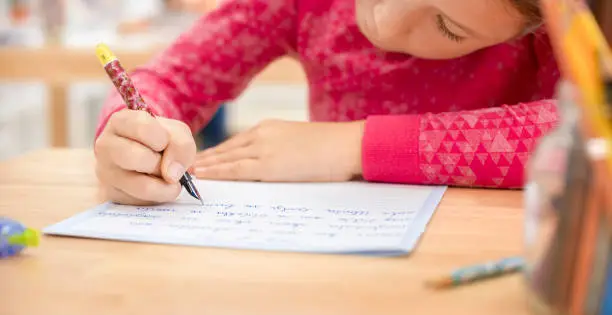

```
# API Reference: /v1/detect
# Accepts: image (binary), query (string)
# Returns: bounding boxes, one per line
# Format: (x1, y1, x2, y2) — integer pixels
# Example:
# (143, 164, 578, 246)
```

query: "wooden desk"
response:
(0, 149, 529, 315)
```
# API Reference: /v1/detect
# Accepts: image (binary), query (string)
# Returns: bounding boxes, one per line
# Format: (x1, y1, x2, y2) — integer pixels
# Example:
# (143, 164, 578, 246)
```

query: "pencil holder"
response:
(524, 79, 582, 314)
(523, 79, 612, 315)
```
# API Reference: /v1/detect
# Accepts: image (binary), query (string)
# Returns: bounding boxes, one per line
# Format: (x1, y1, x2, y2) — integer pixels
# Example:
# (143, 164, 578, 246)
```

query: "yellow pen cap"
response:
(8, 228, 40, 247)
(95, 43, 118, 66)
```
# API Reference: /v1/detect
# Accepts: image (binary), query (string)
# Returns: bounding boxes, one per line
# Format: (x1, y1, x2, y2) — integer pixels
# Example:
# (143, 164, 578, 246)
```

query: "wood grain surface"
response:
(0, 149, 529, 315)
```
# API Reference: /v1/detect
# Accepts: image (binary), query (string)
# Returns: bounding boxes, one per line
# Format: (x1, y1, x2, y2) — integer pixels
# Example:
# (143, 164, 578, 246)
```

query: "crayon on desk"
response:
(0, 217, 40, 258)
(94, 43, 204, 205)
(425, 256, 525, 289)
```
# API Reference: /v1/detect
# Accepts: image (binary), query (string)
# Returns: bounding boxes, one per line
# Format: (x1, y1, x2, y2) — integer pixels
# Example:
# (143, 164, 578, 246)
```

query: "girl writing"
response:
(94, 0, 559, 205)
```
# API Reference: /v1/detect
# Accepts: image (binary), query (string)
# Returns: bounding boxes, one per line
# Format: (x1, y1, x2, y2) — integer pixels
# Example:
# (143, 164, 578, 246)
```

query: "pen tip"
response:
(192, 186, 204, 206)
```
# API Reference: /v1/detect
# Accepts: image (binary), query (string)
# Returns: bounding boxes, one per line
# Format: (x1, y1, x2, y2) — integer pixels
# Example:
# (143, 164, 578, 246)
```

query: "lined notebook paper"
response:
(44, 180, 446, 256)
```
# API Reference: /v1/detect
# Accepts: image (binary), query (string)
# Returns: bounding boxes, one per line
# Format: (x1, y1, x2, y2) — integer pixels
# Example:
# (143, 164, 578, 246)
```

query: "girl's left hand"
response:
(192, 119, 365, 182)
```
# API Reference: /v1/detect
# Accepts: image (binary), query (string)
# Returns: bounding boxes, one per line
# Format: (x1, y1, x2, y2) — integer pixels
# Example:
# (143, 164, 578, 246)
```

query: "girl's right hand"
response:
(94, 109, 197, 206)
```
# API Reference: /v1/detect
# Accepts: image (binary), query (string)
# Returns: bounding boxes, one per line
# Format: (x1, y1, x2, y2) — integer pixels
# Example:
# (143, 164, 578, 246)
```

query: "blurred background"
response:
(0, 0, 307, 161)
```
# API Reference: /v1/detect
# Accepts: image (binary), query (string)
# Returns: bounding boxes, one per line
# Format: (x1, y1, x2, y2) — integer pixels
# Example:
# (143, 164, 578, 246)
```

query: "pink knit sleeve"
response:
(361, 31, 561, 188)
(95, 0, 297, 138)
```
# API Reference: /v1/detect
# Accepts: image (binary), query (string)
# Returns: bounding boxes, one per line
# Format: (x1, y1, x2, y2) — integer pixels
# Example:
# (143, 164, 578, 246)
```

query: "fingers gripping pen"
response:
(95, 43, 204, 205)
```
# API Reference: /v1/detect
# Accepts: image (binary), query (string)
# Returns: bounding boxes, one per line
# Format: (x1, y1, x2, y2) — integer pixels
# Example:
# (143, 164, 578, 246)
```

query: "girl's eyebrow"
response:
(441, 13, 477, 36)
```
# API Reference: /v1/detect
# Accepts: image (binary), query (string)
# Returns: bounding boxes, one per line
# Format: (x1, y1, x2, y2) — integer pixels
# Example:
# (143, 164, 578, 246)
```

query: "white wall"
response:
(0, 80, 307, 160)
(0, 83, 48, 160)
(65, 82, 308, 148)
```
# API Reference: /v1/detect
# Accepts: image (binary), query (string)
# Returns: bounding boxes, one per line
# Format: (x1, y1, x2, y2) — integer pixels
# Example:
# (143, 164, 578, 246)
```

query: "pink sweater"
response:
(97, 0, 561, 188)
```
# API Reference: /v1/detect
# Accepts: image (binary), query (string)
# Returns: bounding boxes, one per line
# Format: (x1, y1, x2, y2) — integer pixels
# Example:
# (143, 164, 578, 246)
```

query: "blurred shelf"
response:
(0, 45, 306, 148)
(0, 46, 154, 83)
(0, 46, 306, 84)
(0, 1, 307, 151)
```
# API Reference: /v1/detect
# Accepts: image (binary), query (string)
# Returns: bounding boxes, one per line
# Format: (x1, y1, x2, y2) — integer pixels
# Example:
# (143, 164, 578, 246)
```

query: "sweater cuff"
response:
(361, 115, 421, 183)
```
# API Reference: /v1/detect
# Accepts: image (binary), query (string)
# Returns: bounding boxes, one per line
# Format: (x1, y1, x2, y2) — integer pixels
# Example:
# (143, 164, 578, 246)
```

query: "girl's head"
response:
(355, 0, 542, 59)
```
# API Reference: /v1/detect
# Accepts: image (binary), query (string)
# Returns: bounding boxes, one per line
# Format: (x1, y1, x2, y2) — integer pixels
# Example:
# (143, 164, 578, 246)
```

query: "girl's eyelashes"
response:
(435, 14, 465, 43)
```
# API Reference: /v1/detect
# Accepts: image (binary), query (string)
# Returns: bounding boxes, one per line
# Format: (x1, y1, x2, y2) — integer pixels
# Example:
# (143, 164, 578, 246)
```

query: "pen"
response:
(425, 256, 525, 289)
(0, 217, 40, 258)
(95, 43, 204, 205)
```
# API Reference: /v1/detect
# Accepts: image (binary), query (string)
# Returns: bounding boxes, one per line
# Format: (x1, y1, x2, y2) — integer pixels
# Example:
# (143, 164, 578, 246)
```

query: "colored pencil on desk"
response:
(424, 256, 525, 289)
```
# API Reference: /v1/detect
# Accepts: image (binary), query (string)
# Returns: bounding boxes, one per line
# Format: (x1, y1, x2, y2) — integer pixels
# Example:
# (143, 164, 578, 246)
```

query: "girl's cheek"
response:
(372, 2, 406, 39)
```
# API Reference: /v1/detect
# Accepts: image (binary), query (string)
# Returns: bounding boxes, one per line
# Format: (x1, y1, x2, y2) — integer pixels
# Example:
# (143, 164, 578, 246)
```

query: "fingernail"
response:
(168, 162, 186, 182)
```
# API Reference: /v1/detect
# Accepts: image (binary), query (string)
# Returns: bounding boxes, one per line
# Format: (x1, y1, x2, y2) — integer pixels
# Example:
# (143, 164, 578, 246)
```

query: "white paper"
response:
(43, 180, 446, 256)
